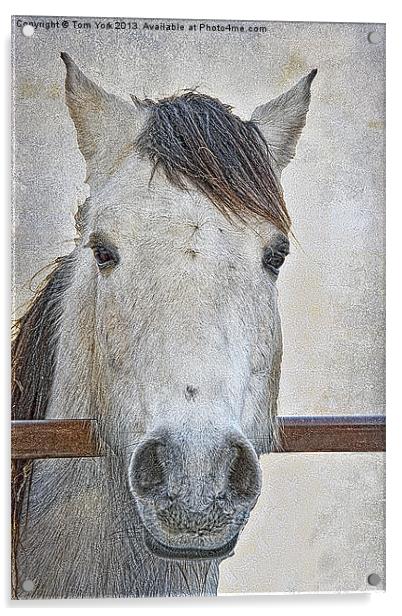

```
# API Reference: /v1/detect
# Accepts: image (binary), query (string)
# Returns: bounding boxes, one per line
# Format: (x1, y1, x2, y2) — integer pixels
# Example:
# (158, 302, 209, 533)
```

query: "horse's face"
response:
(61, 54, 315, 560)
(83, 159, 284, 556)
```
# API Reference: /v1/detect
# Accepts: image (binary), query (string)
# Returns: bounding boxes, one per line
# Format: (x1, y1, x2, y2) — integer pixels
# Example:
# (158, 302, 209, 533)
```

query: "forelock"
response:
(135, 92, 291, 235)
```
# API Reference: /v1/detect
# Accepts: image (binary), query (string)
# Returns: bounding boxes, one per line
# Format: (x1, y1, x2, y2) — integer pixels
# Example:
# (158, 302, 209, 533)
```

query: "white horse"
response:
(12, 53, 316, 598)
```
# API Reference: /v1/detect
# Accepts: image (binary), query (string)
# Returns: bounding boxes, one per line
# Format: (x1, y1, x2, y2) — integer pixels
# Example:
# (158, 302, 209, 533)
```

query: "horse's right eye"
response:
(262, 237, 290, 276)
(92, 245, 120, 271)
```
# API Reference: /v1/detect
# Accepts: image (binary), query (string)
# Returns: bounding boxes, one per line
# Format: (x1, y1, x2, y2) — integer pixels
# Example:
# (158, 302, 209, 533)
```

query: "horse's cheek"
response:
(96, 292, 132, 371)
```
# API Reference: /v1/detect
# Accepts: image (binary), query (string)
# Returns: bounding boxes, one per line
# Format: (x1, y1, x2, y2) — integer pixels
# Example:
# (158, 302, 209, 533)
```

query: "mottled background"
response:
(11, 17, 385, 594)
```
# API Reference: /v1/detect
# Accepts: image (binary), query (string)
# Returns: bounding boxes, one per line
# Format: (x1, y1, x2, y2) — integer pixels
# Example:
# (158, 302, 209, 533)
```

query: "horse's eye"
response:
(262, 242, 289, 276)
(92, 245, 120, 271)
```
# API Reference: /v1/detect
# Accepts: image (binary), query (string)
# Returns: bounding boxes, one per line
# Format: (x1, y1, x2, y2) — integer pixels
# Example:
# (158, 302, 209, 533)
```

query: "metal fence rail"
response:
(11, 415, 385, 460)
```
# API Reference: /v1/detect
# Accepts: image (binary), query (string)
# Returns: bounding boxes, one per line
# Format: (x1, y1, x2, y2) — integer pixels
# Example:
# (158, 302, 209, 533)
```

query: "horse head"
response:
(57, 53, 316, 562)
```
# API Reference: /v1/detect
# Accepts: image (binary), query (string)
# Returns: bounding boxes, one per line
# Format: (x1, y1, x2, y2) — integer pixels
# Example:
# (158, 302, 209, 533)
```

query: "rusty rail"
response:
(11, 415, 385, 460)
(11, 419, 100, 460)
(275, 415, 385, 453)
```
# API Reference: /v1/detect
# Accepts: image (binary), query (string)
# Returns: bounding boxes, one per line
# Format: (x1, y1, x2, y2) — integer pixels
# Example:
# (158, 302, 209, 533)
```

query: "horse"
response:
(11, 52, 316, 599)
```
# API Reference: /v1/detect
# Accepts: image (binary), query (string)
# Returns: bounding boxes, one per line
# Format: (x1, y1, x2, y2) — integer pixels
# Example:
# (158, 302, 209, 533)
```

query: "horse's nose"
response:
(129, 431, 261, 509)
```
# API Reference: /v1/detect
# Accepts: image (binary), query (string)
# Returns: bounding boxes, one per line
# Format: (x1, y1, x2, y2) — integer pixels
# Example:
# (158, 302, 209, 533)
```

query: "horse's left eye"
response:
(262, 241, 289, 276)
(92, 245, 120, 271)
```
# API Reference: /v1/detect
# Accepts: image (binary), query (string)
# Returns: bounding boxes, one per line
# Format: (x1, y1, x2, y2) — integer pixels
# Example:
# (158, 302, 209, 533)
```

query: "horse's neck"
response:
(19, 266, 219, 598)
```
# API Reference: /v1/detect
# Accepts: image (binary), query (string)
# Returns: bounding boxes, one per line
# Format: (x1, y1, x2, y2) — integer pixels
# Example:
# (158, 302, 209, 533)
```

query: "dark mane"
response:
(11, 254, 74, 596)
(135, 91, 291, 235)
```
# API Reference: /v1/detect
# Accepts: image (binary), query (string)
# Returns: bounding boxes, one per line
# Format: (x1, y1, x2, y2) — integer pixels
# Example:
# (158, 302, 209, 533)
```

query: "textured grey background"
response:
(12, 17, 385, 594)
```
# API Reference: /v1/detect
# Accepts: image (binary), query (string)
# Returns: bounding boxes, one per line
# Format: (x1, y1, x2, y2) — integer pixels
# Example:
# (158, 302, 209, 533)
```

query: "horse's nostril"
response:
(131, 439, 166, 497)
(227, 441, 261, 501)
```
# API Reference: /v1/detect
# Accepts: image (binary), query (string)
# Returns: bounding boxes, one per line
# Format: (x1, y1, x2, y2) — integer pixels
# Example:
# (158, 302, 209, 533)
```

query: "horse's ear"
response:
(60, 52, 147, 188)
(251, 69, 317, 174)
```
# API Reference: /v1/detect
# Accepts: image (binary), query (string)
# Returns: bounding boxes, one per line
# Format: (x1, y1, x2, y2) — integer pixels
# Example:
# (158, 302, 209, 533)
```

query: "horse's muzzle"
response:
(128, 428, 261, 560)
